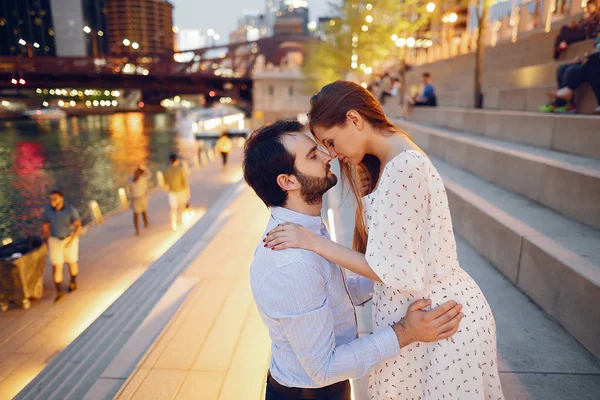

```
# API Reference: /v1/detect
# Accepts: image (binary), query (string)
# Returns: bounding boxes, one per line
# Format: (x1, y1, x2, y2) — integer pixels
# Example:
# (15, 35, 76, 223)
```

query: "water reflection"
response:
(0, 112, 203, 240)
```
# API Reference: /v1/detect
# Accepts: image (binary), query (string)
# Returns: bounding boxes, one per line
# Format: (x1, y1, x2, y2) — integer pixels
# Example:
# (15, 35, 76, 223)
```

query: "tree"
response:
(303, 0, 431, 94)
(469, 0, 493, 108)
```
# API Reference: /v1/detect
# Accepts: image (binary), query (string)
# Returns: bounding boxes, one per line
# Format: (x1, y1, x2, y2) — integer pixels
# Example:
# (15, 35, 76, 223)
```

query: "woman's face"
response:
(313, 118, 367, 165)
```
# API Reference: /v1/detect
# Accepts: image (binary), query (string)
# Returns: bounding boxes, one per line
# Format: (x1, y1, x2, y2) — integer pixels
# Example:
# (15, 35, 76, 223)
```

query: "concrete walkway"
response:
(116, 164, 600, 399)
(113, 187, 271, 400)
(0, 148, 244, 400)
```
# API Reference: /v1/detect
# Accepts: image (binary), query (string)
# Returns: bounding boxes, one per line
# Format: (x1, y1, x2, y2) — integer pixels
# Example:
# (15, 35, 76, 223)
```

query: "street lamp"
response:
(123, 38, 130, 46)
(365, 15, 373, 23)
(19, 39, 26, 46)
(83, 26, 91, 33)
(361, 25, 368, 32)
(426, 2, 436, 13)
(132, 42, 139, 50)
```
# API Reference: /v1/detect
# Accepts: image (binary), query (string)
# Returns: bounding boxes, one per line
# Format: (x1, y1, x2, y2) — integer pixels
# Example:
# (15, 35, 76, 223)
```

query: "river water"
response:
(0, 112, 209, 240)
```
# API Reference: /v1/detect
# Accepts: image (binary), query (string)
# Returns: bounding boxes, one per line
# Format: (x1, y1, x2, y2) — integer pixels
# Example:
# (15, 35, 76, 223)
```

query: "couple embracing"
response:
(243, 81, 505, 400)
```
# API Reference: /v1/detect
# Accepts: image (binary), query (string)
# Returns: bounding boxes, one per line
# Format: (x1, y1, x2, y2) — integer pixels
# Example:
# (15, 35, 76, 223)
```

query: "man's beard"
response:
(295, 168, 338, 205)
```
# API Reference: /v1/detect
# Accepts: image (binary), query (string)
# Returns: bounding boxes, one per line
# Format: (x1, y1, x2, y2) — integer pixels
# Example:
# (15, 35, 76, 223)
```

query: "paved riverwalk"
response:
(0, 148, 244, 399)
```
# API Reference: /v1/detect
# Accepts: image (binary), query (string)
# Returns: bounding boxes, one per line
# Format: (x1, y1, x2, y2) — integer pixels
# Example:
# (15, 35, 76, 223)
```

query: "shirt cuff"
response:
(370, 326, 401, 361)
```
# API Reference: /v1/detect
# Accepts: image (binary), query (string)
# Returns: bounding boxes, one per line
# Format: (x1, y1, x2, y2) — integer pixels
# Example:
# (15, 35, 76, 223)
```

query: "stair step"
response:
(430, 155, 600, 359)
(408, 107, 600, 159)
(399, 120, 600, 230)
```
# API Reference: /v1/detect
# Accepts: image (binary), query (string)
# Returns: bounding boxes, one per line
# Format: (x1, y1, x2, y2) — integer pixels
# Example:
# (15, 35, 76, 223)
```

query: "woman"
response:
(126, 166, 150, 236)
(264, 81, 504, 400)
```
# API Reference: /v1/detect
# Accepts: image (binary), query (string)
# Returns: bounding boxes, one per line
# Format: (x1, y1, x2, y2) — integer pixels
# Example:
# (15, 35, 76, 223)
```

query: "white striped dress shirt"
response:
(250, 207, 400, 388)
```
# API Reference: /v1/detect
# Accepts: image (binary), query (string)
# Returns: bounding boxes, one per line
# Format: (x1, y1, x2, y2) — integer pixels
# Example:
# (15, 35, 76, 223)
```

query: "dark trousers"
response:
(554, 25, 588, 59)
(265, 379, 351, 400)
(220, 151, 228, 166)
(555, 56, 600, 107)
(414, 96, 438, 107)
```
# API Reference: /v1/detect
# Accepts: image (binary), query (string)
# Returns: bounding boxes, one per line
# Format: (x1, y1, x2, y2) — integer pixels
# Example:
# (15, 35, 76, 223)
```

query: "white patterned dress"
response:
(362, 150, 504, 400)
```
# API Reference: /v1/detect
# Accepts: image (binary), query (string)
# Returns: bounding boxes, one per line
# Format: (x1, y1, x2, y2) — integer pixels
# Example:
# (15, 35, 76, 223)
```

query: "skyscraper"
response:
(0, 0, 57, 56)
(106, 0, 174, 55)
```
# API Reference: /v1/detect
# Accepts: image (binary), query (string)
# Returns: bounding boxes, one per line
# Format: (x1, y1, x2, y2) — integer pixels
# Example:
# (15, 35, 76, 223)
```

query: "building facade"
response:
(106, 0, 174, 55)
(0, 0, 57, 56)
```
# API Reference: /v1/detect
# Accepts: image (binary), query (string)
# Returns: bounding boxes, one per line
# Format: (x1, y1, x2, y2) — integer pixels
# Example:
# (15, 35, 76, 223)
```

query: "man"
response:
(243, 121, 463, 400)
(42, 190, 81, 302)
(407, 72, 437, 107)
(163, 154, 190, 231)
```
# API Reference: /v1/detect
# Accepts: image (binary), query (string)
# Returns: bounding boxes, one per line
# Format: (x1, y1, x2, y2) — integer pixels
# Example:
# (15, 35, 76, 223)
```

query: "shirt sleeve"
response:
(422, 84, 434, 99)
(365, 155, 430, 292)
(41, 208, 50, 224)
(346, 276, 373, 306)
(70, 206, 81, 222)
(258, 262, 400, 386)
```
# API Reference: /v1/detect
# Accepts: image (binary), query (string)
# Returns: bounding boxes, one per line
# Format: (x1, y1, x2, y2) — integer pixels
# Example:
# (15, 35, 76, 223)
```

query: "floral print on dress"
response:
(363, 150, 504, 400)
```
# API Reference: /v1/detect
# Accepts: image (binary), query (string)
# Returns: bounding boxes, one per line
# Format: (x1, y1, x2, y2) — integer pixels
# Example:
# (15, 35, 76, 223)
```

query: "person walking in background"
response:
(126, 166, 151, 236)
(216, 131, 233, 170)
(163, 154, 190, 231)
(42, 190, 81, 302)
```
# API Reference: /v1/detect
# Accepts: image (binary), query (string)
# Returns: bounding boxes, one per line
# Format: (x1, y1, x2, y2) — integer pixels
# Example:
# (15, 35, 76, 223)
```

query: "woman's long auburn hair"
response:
(308, 80, 407, 253)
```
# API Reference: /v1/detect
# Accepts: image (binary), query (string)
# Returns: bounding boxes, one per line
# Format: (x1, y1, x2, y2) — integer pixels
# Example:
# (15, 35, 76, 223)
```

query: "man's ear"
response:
(276, 174, 300, 192)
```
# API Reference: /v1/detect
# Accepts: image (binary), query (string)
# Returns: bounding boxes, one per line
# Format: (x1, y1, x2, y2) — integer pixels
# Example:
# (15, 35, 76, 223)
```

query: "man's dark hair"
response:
(243, 120, 304, 207)
(423, 72, 431, 78)
(49, 190, 63, 197)
(169, 153, 178, 163)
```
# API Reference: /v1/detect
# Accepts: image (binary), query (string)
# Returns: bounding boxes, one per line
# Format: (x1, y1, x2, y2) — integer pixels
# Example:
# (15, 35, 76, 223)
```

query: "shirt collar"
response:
(270, 207, 323, 234)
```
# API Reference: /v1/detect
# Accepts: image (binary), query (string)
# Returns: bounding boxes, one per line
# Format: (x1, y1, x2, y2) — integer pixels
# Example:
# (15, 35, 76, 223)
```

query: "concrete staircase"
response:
(398, 107, 600, 360)
(404, 25, 598, 113)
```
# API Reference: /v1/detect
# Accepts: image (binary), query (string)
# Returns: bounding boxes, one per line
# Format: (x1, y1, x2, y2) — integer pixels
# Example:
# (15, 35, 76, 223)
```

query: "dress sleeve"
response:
(365, 155, 431, 292)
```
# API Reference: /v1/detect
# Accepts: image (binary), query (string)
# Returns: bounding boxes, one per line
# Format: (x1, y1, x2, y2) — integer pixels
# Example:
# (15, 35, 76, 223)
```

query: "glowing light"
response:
(98, 30, 104, 36)
(407, 37, 416, 48)
(172, 26, 179, 33)
(42, 101, 48, 107)
(2, 238, 12, 246)
(209, 91, 216, 97)
(366, 3, 373, 10)
(207, 29, 215, 36)
(307, 21, 317, 31)
(359, 63, 366, 69)
(11, 78, 17, 85)
(69, 100, 75, 107)
(112, 100, 118, 106)
(104, 90, 110, 96)
(426, 2, 436, 13)
(391, 34, 398, 41)
(361, 82, 368, 89)
(364, 67, 373, 74)
(213, 34, 220, 41)
(19, 39, 26, 45)
(36, 88, 42, 94)
(138, 101, 144, 108)
(58, 100, 64, 107)
(122, 38, 130, 46)
(131, 42, 139, 50)
(327, 209, 337, 243)
(93, 100, 99, 106)
(33, 42, 40, 48)
(361, 25, 368, 32)
(118, 188, 128, 209)
(365, 15, 373, 23)
(83, 26, 91, 33)
(19, 78, 26, 85)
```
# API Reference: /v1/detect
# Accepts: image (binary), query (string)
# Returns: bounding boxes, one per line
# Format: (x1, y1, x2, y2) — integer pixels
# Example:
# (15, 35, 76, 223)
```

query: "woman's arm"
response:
(312, 236, 382, 283)
(264, 223, 382, 283)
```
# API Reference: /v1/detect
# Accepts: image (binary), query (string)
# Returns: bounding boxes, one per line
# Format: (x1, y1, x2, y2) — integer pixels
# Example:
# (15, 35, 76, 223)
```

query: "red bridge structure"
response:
(0, 35, 310, 110)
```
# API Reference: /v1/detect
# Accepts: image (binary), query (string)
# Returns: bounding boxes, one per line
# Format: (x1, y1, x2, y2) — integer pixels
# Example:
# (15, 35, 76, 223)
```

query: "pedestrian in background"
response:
(42, 190, 81, 302)
(126, 166, 151, 236)
(163, 154, 190, 231)
(216, 131, 233, 170)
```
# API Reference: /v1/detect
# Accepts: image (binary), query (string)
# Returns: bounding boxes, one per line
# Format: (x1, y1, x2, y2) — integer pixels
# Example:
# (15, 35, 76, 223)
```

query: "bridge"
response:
(0, 35, 310, 107)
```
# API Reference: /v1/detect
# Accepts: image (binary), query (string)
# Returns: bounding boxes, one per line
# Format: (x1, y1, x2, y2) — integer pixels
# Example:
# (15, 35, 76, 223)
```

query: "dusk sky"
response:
(170, 0, 333, 40)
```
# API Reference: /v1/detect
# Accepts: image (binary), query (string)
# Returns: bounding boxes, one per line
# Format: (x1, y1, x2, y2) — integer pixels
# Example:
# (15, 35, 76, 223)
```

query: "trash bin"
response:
(0, 237, 47, 311)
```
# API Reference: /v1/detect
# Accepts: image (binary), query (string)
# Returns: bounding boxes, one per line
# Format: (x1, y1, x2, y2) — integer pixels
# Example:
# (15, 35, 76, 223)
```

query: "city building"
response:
(106, 0, 175, 55)
(229, 12, 267, 44)
(177, 29, 206, 51)
(81, 0, 109, 57)
(0, 0, 57, 56)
